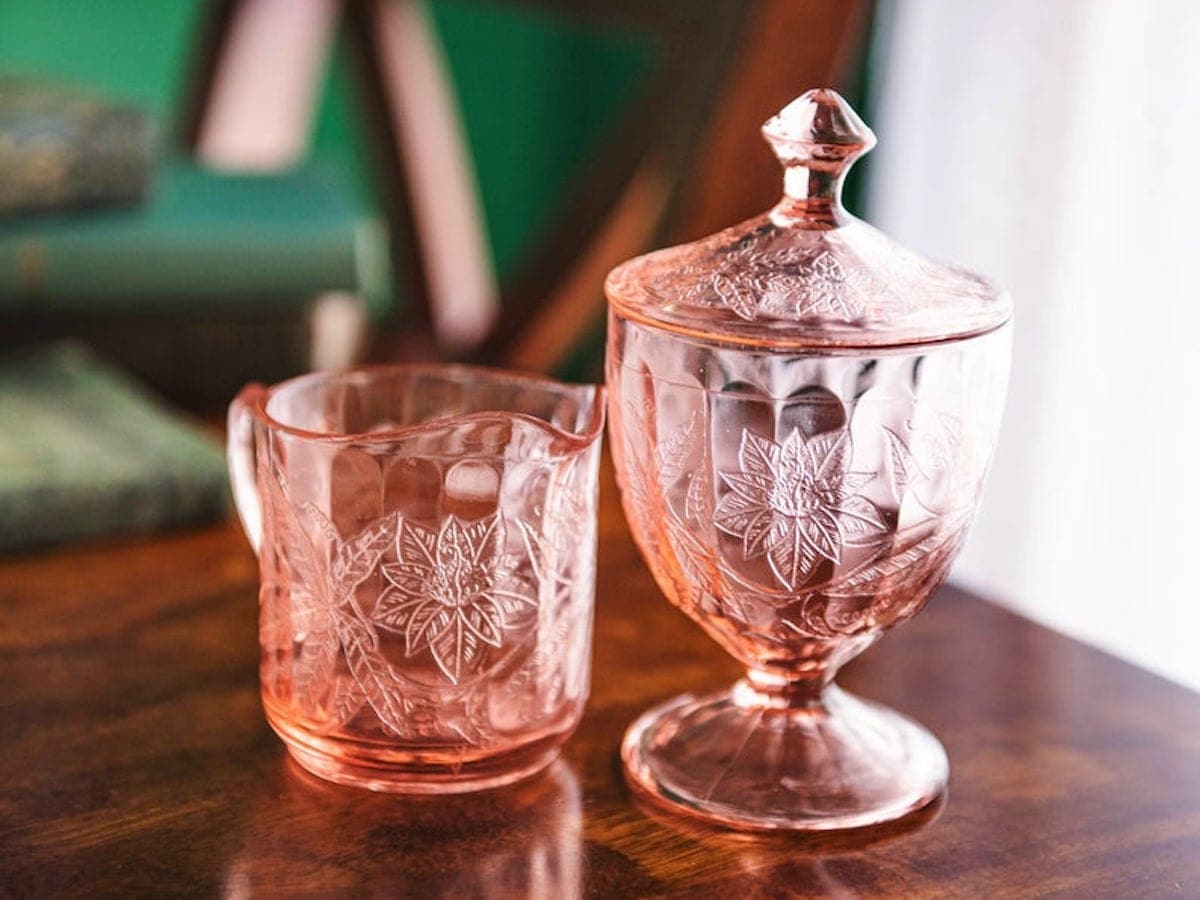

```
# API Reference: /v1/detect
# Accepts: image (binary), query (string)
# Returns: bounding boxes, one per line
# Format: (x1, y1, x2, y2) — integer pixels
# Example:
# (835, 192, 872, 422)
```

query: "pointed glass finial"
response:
(762, 88, 876, 222)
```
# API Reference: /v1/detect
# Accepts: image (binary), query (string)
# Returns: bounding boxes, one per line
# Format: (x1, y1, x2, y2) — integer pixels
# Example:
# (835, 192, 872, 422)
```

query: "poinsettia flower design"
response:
(714, 428, 889, 589)
(374, 513, 535, 684)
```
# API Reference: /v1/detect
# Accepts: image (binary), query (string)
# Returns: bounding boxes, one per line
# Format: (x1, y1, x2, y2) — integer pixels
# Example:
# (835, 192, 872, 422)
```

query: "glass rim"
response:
(234, 362, 606, 451)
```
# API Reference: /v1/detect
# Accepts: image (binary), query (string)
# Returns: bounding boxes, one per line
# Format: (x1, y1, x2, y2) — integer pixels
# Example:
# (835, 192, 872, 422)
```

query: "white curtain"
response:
(868, 0, 1200, 689)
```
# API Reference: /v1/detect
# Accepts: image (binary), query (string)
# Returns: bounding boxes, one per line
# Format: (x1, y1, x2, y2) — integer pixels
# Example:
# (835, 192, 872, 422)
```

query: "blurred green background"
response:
(0, 0, 649, 295)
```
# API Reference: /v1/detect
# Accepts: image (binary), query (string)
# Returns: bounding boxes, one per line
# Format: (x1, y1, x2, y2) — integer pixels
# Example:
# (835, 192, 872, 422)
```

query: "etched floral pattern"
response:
(651, 238, 802, 320)
(261, 477, 397, 732)
(770, 250, 883, 319)
(259, 471, 593, 746)
(713, 428, 889, 590)
(374, 513, 536, 684)
(611, 369, 985, 645)
(649, 236, 899, 323)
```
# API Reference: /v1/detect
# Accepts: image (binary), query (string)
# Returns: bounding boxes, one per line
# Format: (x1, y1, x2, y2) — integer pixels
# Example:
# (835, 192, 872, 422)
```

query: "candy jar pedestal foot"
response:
(622, 674, 947, 832)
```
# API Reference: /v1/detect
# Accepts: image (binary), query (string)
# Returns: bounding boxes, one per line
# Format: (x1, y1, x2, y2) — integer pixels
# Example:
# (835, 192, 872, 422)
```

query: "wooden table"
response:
(3, 458, 1200, 898)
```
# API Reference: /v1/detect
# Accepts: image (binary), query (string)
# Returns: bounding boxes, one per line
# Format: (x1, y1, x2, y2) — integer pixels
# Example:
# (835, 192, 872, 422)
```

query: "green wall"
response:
(1, 0, 650, 304)
(0, 0, 207, 128)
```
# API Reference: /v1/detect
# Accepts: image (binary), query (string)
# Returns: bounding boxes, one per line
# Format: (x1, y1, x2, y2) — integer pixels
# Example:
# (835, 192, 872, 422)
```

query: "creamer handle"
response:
(227, 384, 267, 556)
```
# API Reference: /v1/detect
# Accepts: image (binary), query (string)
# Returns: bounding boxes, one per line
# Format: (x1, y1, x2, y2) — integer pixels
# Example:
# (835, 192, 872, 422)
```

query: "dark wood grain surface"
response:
(2, 457, 1199, 898)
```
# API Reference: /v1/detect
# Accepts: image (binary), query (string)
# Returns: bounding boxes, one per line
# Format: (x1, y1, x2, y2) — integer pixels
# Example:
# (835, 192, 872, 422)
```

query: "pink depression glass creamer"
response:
(227, 365, 604, 792)
(606, 89, 1012, 830)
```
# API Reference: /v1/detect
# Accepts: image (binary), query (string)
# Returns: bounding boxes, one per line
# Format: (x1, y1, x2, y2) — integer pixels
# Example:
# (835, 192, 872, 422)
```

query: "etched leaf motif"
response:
(654, 412, 697, 485)
(712, 271, 760, 320)
(517, 519, 549, 586)
(885, 413, 965, 486)
(712, 484, 774, 557)
(713, 425, 888, 589)
(665, 510, 721, 594)
(263, 476, 412, 732)
(431, 619, 483, 684)
(824, 520, 968, 599)
(381, 594, 449, 657)
(291, 624, 340, 715)
(648, 236, 897, 323)
(799, 251, 866, 318)
(798, 508, 842, 563)
(448, 690, 494, 745)
(325, 675, 367, 730)
(463, 600, 504, 645)
(264, 478, 343, 714)
(822, 595, 876, 634)
(338, 617, 410, 736)
(621, 452, 653, 522)
(913, 412, 963, 474)
(805, 430, 850, 481)
(331, 512, 397, 594)
(782, 592, 876, 639)
(740, 430, 780, 482)
(769, 527, 820, 589)
(400, 514, 438, 566)
(883, 427, 913, 497)
(841, 471, 876, 492)
(837, 494, 890, 546)
(685, 470, 711, 521)
(301, 501, 340, 550)
(615, 394, 658, 510)
(718, 589, 759, 627)
(273, 487, 327, 609)
(517, 518, 573, 592)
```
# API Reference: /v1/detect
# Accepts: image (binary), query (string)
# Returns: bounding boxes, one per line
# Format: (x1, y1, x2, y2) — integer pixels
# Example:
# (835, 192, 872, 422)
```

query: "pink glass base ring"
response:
(282, 743, 563, 795)
(621, 682, 948, 832)
(269, 706, 571, 794)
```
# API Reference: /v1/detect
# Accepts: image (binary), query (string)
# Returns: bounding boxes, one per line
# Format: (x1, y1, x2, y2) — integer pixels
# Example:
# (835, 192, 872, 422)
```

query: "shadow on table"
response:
(223, 756, 583, 897)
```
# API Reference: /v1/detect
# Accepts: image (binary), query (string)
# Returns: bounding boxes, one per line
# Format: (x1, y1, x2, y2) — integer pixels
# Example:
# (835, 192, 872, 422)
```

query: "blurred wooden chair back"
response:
(184, 0, 873, 377)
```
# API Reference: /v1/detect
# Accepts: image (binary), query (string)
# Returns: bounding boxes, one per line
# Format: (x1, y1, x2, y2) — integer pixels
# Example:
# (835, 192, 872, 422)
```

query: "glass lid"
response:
(606, 89, 1011, 349)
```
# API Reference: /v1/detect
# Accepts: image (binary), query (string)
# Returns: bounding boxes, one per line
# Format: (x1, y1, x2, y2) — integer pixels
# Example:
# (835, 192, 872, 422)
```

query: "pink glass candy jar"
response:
(606, 89, 1011, 830)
